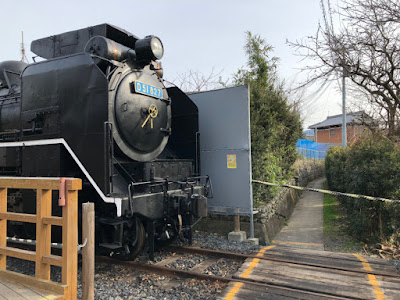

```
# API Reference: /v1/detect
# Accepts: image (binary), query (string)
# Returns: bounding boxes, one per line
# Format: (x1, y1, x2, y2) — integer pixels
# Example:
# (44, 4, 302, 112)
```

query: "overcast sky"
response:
(1, 0, 344, 128)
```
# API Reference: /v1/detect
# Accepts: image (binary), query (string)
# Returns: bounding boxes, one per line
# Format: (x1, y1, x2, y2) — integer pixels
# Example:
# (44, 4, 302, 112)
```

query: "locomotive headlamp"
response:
(135, 36, 164, 61)
(150, 37, 164, 59)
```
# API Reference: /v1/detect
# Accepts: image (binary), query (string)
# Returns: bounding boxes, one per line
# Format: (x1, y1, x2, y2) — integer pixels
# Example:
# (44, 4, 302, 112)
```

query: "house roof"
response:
(308, 111, 366, 129)
(303, 129, 314, 135)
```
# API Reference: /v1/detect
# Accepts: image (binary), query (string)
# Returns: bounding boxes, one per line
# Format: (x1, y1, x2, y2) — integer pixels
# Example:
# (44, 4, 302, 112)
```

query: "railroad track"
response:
(96, 245, 383, 300)
(8, 238, 399, 299)
(168, 245, 400, 278)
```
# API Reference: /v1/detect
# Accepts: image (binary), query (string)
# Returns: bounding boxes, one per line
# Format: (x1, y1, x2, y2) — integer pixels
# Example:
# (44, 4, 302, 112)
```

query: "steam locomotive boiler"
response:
(0, 24, 209, 259)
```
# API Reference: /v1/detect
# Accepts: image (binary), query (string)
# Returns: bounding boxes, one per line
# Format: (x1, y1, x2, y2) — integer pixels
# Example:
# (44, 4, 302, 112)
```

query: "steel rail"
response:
(96, 256, 357, 300)
(167, 245, 400, 278)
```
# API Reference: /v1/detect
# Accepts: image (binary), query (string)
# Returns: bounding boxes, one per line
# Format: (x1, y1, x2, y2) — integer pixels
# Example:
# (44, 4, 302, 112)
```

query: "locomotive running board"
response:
(0, 138, 124, 216)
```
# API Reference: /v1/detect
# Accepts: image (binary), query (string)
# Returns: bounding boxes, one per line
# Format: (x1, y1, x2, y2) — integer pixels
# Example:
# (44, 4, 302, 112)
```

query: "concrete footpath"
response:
(272, 178, 325, 250)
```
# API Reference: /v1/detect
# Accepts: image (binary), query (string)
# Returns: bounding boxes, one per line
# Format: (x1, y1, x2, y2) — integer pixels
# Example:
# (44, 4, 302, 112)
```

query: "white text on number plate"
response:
(134, 81, 163, 99)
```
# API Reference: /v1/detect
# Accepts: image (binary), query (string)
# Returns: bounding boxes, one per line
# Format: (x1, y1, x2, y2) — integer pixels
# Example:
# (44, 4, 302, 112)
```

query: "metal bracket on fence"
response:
(78, 238, 88, 251)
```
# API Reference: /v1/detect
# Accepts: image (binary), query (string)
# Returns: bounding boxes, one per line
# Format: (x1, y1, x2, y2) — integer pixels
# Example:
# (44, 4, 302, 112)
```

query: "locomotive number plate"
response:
(133, 81, 163, 99)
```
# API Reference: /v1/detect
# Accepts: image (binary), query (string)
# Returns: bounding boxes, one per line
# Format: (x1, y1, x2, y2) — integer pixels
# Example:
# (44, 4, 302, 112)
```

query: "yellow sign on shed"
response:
(227, 154, 237, 169)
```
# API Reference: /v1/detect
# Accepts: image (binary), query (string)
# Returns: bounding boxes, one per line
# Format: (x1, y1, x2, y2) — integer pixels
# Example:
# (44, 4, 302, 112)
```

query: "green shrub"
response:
(234, 32, 302, 206)
(325, 146, 348, 192)
(325, 135, 400, 243)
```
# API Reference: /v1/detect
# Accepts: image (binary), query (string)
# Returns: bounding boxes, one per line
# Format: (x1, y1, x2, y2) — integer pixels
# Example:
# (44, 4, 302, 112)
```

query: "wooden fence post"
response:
(0, 188, 7, 269)
(234, 215, 240, 232)
(62, 181, 78, 300)
(82, 202, 95, 300)
(35, 189, 52, 280)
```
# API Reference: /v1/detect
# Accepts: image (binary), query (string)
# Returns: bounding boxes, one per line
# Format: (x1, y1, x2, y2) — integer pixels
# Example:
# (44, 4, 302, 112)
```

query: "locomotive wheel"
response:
(116, 219, 145, 261)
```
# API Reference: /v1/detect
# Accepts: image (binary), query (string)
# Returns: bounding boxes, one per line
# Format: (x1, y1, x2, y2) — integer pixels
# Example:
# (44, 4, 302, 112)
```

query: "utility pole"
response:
(21, 31, 26, 63)
(342, 65, 347, 147)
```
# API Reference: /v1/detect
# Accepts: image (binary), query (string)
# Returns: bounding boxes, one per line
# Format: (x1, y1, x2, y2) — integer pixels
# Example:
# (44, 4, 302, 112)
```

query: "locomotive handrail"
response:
(0, 176, 82, 300)
(130, 175, 210, 187)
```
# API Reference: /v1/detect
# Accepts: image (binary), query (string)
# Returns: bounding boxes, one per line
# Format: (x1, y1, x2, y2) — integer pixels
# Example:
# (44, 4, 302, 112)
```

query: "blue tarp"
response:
(296, 139, 339, 159)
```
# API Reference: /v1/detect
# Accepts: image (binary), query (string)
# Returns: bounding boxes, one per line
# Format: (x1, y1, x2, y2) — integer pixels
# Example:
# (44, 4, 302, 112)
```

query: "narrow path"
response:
(220, 178, 400, 299)
(273, 178, 325, 250)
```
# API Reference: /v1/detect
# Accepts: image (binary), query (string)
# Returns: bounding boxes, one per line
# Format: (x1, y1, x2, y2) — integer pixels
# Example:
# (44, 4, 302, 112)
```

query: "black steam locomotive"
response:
(0, 24, 209, 259)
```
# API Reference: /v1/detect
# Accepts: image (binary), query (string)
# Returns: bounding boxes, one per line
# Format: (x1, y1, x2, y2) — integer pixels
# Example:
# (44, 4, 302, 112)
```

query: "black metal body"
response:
(0, 24, 209, 258)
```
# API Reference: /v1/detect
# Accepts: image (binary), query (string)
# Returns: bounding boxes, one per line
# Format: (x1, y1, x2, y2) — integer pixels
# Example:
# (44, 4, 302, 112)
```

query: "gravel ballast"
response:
(191, 231, 262, 254)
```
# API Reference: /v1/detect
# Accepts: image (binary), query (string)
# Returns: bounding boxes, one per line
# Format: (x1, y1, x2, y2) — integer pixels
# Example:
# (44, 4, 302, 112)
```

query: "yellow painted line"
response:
(256, 245, 275, 257)
(367, 274, 386, 300)
(224, 245, 276, 300)
(354, 254, 368, 262)
(240, 258, 260, 278)
(353, 254, 386, 300)
(224, 282, 244, 300)
(272, 240, 324, 247)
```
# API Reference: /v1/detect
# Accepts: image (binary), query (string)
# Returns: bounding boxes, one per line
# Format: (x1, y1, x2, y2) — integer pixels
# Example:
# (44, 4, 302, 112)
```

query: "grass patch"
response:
(323, 193, 339, 234)
(323, 180, 363, 253)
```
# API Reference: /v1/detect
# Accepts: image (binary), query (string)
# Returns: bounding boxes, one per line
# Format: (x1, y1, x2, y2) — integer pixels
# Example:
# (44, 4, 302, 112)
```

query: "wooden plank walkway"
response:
(0, 278, 63, 300)
(219, 244, 400, 300)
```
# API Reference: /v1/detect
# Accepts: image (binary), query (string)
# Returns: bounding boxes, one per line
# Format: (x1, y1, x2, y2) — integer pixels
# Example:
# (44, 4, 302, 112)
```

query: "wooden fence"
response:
(0, 177, 82, 299)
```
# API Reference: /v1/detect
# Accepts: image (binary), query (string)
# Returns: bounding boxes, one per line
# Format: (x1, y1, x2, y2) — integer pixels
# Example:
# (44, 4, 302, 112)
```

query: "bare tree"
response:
(288, 0, 400, 136)
(285, 77, 327, 123)
(173, 67, 229, 93)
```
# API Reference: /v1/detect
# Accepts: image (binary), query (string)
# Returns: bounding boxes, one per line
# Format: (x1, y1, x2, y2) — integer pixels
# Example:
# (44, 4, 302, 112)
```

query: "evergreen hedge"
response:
(234, 32, 302, 206)
(325, 136, 400, 243)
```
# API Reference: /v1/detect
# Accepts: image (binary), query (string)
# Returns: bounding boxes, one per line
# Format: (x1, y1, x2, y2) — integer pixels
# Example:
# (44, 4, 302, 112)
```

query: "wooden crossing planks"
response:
(222, 282, 338, 300)
(267, 244, 396, 267)
(236, 260, 399, 299)
(263, 245, 399, 275)
(219, 245, 400, 300)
